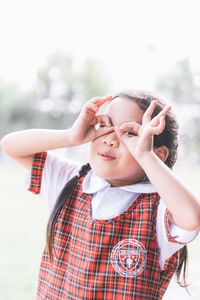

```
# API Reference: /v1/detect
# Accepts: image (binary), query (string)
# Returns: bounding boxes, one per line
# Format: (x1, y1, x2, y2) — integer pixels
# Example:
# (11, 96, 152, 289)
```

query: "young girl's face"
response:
(89, 97, 146, 187)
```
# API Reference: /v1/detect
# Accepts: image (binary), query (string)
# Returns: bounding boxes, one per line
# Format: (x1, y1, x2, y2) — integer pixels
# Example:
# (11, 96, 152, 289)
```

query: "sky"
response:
(0, 0, 200, 92)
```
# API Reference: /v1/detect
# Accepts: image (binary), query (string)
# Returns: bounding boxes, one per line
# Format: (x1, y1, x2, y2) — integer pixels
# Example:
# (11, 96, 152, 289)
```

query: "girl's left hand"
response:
(114, 100, 171, 160)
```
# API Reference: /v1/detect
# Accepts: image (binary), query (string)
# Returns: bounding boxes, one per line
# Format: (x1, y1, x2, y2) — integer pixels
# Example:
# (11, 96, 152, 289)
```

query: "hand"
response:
(114, 100, 171, 159)
(69, 95, 114, 146)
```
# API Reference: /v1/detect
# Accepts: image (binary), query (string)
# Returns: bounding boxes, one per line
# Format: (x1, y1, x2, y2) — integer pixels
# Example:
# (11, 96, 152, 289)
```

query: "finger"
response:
(114, 127, 133, 149)
(96, 95, 113, 108)
(83, 103, 98, 114)
(151, 105, 171, 126)
(119, 121, 140, 134)
(95, 114, 112, 127)
(114, 126, 123, 139)
(88, 95, 112, 108)
(142, 100, 157, 123)
(151, 116, 166, 135)
(95, 126, 114, 139)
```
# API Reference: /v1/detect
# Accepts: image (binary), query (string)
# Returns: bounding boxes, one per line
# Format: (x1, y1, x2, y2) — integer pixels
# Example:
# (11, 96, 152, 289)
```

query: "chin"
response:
(94, 168, 111, 179)
(90, 162, 112, 178)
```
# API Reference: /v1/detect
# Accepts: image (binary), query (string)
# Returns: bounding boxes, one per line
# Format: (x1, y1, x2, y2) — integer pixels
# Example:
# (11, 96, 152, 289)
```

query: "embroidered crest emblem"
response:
(110, 239, 147, 278)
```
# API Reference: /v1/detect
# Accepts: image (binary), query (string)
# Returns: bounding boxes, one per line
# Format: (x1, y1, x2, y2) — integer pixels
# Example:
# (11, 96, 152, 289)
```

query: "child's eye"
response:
(96, 123, 106, 130)
(124, 131, 137, 137)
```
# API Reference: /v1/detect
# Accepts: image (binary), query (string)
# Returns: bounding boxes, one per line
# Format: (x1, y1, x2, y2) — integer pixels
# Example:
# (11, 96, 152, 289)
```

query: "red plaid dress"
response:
(29, 152, 179, 299)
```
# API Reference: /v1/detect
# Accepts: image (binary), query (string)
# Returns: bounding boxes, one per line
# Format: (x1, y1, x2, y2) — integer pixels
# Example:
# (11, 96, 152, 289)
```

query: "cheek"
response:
(89, 140, 98, 160)
(120, 144, 135, 161)
(90, 135, 103, 151)
(120, 148, 139, 168)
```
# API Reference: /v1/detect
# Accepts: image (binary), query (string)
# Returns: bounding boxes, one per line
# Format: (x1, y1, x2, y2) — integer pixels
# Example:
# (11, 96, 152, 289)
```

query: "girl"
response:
(1, 90, 200, 299)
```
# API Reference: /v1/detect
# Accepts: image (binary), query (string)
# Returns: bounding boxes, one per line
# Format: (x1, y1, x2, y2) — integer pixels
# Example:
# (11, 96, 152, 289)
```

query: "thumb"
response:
(114, 126, 133, 149)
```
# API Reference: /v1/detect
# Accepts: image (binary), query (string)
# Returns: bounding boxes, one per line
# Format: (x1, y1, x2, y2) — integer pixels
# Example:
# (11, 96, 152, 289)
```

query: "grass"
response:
(0, 162, 200, 299)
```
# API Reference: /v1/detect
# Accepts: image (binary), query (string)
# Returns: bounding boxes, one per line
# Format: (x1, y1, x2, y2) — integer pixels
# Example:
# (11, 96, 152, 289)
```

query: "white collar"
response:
(82, 170, 156, 194)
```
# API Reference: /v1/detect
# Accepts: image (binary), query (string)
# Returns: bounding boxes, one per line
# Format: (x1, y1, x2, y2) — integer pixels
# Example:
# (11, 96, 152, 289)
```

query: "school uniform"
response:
(26, 152, 199, 299)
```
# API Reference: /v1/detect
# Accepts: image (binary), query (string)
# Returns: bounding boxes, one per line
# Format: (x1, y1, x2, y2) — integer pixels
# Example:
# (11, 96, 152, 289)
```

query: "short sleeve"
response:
(25, 151, 81, 214)
(156, 199, 199, 269)
(164, 208, 199, 244)
(26, 152, 47, 194)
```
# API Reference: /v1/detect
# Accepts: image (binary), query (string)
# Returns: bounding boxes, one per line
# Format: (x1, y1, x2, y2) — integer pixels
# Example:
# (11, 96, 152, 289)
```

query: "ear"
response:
(153, 146, 169, 163)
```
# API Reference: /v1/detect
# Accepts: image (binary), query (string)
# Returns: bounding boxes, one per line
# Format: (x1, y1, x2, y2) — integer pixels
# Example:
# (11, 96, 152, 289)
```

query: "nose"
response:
(103, 131, 119, 148)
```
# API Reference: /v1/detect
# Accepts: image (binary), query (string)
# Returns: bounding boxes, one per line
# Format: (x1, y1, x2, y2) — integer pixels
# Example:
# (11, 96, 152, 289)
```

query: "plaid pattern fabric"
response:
(159, 250, 179, 299)
(29, 152, 179, 299)
(28, 152, 47, 194)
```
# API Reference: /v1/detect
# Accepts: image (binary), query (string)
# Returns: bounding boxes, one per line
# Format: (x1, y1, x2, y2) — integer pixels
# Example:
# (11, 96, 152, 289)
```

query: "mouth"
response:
(98, 152, 116, 160)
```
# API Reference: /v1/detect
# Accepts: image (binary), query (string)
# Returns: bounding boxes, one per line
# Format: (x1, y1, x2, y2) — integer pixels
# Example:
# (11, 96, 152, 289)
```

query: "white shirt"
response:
(25, 152, 199, 269)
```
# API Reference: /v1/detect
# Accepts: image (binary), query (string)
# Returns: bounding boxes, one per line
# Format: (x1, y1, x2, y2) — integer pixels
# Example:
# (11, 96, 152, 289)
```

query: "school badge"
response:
(110, 239, 147, 278)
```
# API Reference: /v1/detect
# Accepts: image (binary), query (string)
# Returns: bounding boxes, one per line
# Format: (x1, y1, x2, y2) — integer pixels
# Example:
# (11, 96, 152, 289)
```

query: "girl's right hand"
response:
(69, 95, 113, 146)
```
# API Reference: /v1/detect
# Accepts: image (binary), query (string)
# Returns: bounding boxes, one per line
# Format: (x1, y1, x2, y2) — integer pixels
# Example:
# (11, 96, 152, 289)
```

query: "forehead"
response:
(105, 97, 144, 125)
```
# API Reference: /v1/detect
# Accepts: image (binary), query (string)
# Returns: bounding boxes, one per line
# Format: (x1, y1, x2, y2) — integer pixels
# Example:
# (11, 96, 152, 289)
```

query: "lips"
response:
(98, 152, 116, 160)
